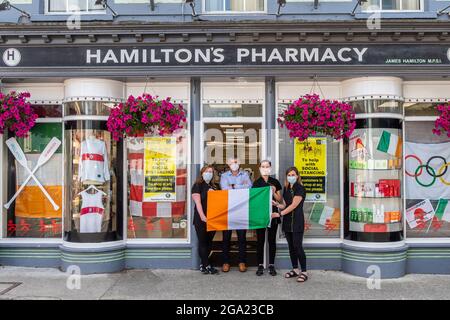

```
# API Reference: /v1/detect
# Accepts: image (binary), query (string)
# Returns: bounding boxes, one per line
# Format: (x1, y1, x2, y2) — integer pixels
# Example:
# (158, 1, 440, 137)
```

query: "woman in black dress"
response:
(191, 165, 219, 274)
(273, 166, 308, 283)
(252, 160, 283, 276)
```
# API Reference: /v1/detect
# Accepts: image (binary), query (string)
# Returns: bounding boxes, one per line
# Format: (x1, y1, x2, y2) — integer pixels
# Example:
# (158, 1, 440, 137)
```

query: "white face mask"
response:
(260, 167, 271, 176)
(202, 172, 213, 183)
(230, 163, 239, 172)
(287, 176, 297, 185)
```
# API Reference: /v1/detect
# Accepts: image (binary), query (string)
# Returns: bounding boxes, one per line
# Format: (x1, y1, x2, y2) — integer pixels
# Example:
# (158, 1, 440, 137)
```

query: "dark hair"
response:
(259, 160, 272, 167)
(284, 166, 303, 188)
(195, 165, 214, 185)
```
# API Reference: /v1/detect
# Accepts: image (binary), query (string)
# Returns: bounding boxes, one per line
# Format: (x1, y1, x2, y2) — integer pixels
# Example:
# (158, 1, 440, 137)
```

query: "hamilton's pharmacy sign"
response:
(1, 45, 450, 67)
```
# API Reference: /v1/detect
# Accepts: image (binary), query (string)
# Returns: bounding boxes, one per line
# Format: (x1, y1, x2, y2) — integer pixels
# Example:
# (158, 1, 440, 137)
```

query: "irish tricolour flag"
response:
(206, 187, 272, 231)
(435, 199, 450, 222)
(377, 130, 402, 157)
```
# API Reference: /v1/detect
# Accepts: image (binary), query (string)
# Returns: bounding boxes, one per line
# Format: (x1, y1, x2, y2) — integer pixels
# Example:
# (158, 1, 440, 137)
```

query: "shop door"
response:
(203, 122, 263, 267)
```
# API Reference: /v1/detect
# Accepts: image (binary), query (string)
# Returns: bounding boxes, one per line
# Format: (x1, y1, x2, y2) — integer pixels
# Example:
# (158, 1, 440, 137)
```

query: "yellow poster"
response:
(144, 136, 177, 202)
(294, 137, 327, 202)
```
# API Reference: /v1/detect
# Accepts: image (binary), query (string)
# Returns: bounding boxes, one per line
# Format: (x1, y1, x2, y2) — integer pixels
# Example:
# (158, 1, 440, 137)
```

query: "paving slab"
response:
(1, 266, 450, 300)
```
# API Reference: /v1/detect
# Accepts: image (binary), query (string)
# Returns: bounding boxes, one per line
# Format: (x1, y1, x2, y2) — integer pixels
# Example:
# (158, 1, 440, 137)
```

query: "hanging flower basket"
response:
(432, 103, 450, 137)
(277, 94, 356, 145)
(0, 91, 37, 138)
(107, 94, 187, 141)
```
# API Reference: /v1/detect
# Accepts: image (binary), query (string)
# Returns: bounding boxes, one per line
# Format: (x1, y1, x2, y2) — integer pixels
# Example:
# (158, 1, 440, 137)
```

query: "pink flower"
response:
(277, 93, 356, 141)
(107, 94, 187, 141)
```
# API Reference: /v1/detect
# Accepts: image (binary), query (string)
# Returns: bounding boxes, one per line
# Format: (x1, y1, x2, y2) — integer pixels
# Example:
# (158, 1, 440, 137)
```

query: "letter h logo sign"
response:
(2, 48, 21, 66)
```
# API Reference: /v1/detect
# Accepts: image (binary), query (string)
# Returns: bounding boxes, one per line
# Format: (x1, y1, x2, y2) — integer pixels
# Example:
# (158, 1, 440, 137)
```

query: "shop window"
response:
(126, 113, 188, 240)
(63, 102, 123, 242)
(362, 0, 422, 11)
(349, 99, 402, 114)
(345, 118, 403, 242)
(46, 0, 105, 13)
(404, 102, 439, 117)
(405, 121, 450, 238)
(277, 103, 341, 238)
(5, 121, 63, 238)
(31, 104, 63, 118)
(204, 0, 265, 13)
(203, 103, 263, 118)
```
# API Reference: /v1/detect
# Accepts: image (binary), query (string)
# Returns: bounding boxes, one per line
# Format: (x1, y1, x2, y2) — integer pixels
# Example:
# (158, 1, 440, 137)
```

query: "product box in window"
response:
(172, 216, 188, 238)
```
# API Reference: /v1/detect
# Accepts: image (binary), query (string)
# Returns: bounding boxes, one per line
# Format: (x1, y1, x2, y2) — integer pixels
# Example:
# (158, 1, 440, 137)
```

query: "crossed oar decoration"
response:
(4, 137, 61, 211)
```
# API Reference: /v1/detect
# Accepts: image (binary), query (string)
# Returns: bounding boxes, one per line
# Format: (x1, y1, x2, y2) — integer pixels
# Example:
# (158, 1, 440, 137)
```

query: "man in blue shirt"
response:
(220, 157, 252, 273)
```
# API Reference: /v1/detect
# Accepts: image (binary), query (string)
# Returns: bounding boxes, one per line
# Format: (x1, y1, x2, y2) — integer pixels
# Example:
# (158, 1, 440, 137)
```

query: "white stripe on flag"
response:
(227, 189, 249, 230)
(17, 153, 62, 185)
(387, 134, 399, 155)
(319, 206, 335, 226)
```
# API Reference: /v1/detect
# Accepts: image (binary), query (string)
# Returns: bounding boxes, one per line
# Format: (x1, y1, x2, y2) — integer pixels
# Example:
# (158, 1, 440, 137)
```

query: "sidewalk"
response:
(1, 266, 449, 300)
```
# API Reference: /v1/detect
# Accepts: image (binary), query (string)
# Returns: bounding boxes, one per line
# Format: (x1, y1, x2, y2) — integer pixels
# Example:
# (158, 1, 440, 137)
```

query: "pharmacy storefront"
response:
(1, 40, 450, 278)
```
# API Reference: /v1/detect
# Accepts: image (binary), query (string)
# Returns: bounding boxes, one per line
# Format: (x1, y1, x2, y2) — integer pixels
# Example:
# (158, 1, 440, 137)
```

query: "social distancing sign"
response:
(294, 137, 327, 202)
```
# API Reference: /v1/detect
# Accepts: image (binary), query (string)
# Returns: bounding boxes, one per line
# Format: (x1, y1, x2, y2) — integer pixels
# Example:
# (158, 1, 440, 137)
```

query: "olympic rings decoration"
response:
(415, 165, 436, 187)
(426, 156, 448, 178)
(405, 155, 422, 177)
(406, 154, 450, 187)
(438, 163, 450, 186)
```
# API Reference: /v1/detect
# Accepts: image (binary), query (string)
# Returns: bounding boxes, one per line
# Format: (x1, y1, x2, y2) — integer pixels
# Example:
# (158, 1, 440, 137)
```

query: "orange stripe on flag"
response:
(206, 190, 228, 231)
(395, 137, 403, 158)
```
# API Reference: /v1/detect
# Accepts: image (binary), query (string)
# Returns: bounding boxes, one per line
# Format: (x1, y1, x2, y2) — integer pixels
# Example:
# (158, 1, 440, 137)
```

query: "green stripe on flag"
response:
(310, 203, 325, 224)
(377, 130, 391, 153)
(435, 199, 450, 221)
(248, 187, 271, 229)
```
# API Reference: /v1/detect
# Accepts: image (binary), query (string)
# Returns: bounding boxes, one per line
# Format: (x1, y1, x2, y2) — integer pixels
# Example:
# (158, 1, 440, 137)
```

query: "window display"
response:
(5, 122, 63, 238)
(127, 121, 188, 239)
(346, 118, 403, 242)
(350, 99, 402, 114)
(277, 103, 341, 238)
(405, 121, 450, 237)
(64, 121, 122, 242)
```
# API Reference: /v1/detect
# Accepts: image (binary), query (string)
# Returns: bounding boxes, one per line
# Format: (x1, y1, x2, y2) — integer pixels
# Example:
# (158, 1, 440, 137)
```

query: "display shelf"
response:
(347, 121, 404, 238)
(349, 221, 403, 233)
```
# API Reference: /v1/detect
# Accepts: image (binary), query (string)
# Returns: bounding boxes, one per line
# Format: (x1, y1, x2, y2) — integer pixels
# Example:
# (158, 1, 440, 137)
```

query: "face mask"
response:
(202, 172, 213, 183)
(230, 163, 239, 172)
(260, 167, 271, 176)
(287, 176, 297, 185)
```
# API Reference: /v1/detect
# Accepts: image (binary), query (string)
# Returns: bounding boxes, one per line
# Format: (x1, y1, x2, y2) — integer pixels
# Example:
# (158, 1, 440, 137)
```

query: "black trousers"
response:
(256, 220, 279, 266)
(222, 230, 247, 264)
(285, 231, 307, 272)
(194, 222, 216, 267)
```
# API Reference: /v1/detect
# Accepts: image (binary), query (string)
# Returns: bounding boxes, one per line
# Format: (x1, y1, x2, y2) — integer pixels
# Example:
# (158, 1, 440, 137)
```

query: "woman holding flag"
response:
(252, 160, 283, 276)
(191, 165, 219, 275)
(273, 166, 308, 283)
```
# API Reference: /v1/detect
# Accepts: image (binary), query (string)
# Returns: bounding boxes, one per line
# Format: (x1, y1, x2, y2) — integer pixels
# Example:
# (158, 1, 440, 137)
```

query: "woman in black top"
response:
(273, 166, 308, 283)
(252, 160, 283, 276)
(191, 165, 219, 274)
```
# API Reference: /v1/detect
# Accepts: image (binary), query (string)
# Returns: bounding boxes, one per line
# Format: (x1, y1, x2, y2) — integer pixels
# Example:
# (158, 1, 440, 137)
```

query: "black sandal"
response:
(284, 270, 299, 278)
(297, 273, 308, 283)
